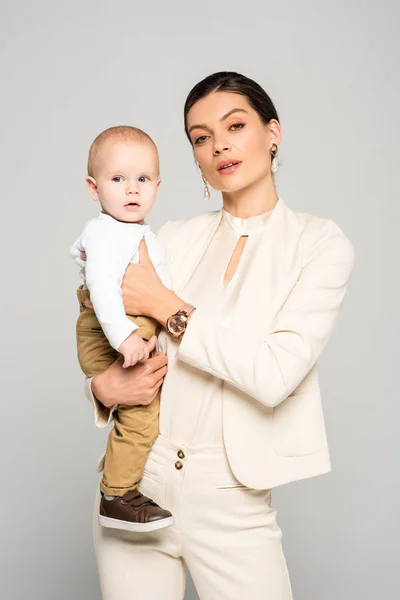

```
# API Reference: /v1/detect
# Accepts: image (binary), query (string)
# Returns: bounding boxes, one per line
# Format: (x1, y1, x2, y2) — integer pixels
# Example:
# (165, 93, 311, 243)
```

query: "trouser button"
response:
(177, 450, 185, 459)
(175, 461, 183, 470)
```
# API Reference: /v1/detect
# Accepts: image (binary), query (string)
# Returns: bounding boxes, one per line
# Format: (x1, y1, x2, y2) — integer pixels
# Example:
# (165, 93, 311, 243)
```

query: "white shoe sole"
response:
(98, 514, 174, 532)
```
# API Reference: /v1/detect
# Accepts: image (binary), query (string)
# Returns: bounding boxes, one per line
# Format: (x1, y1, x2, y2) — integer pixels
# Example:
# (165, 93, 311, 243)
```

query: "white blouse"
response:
(157, 207, 273, 446)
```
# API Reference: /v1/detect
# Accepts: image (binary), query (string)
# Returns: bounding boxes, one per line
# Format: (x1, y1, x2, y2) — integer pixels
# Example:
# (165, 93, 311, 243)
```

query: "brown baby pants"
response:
(76, 286, 161, 496)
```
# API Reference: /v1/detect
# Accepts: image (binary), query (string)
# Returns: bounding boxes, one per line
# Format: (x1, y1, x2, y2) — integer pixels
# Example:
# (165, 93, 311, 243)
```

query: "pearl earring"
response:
(201, 172, 211, 201)
(270, 143, 279, 174)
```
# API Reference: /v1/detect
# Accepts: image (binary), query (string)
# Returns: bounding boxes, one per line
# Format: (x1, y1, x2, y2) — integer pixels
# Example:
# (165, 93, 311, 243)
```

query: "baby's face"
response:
(89, 139, 160, 223)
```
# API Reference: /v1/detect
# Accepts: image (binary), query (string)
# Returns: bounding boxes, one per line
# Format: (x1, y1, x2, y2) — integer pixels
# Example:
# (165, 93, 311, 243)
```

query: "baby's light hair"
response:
(87, 125, 158, 177)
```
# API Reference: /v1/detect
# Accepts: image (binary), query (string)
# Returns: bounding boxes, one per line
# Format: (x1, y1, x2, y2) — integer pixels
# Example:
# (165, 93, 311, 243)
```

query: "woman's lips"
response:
(217, 160, 242, 175)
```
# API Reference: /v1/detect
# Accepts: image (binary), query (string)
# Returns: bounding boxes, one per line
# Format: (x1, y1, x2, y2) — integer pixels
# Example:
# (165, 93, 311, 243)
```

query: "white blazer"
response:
(86, 197, 355, 490)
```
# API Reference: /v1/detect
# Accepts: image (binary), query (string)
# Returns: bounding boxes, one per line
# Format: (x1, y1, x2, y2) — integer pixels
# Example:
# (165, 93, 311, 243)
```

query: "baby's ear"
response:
(86, 176, 100, 201)
(156, 177, 162, 188)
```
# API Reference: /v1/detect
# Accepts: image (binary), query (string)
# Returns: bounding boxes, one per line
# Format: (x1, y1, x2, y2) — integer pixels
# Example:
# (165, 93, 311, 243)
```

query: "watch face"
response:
(167, 315, 185, 334)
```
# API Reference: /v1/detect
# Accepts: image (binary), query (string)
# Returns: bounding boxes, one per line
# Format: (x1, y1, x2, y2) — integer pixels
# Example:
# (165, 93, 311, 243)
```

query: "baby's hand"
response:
(118, 332, 150, 368)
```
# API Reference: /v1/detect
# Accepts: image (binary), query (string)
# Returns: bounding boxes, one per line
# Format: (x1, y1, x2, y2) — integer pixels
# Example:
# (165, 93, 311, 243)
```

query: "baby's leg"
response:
(75, 287, 173, 532)
(75, 286, 162, 485)
(101, 394, 160, 496)
(99, 387, 172, 532)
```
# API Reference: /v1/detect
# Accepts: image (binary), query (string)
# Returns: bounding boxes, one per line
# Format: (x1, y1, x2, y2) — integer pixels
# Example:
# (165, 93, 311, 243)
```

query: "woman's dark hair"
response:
(184, 71, 280, 142)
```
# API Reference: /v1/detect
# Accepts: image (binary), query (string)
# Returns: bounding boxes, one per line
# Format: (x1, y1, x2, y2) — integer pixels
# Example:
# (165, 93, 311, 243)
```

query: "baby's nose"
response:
(127, 183, 139, 194)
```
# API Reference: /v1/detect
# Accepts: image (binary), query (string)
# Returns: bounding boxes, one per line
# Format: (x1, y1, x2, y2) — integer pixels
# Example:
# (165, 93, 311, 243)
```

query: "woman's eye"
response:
(194, 135, 209, 145)
(138, 176, 150, 183)
(112, 176, 123, 182)
(230, 123, 244, 131)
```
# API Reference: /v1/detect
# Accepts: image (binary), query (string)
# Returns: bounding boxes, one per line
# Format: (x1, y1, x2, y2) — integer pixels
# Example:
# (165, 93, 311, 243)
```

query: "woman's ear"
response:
(86, 176, 100, 201)
(157, 177, 162, 188)
(267, 119, 282, 147)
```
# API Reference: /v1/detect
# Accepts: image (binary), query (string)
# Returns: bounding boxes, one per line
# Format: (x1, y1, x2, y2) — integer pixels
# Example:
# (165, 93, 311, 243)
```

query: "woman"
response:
(83, 72, 355, 599)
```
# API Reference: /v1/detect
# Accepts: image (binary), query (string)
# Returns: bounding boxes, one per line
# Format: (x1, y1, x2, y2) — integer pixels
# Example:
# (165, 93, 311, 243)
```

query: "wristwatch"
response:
(166, 302, 196, 338)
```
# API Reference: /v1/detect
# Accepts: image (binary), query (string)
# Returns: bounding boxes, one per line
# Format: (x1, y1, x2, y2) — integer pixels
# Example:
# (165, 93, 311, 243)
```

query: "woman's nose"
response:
(213, 139, 231, 156)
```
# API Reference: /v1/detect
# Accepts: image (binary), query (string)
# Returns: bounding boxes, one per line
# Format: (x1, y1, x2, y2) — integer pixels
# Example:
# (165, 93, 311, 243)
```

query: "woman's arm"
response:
(120, 220, 355, 410)
(175, 220, 355, 409)
(86, 353, 168, 428)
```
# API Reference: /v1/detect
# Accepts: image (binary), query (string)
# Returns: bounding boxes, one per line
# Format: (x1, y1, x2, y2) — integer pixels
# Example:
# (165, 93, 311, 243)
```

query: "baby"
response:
(70, 126, 173, 533)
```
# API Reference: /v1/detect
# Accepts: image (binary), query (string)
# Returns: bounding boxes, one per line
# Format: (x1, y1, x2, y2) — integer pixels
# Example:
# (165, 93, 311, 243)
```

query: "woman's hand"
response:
(92, 347, 168, 409)
(81, 239, 185, 326)
(121, 239, 184, 326)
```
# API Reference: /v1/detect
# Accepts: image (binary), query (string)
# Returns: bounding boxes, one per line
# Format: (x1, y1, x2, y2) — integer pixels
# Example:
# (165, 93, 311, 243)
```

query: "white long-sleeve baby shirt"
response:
(70, 212, 170, 351)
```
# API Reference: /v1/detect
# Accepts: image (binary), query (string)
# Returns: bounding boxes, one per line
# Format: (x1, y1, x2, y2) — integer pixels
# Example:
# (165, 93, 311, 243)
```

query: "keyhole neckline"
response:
(221, 207, 274, 235)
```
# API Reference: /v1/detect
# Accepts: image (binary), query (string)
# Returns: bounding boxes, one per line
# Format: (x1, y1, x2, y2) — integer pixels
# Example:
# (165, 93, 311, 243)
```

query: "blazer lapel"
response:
(172, 210, 223, 294)
(231, 197, 305, 332)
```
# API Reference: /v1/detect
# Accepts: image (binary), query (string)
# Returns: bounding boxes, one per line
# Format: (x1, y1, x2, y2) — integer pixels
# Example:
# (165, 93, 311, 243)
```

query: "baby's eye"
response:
(230, 123, 245, 131)
(138, 176, 150, 183)
(194, 135, 209, 145)
(112, 176, 123, 182)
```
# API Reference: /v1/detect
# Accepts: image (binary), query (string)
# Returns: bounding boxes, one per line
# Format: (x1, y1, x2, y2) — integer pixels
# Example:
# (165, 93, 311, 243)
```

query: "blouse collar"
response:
(221, 207, 274, 234)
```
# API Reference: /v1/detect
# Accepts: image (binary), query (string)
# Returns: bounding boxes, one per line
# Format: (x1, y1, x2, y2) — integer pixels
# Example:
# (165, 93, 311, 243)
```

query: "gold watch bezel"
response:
(166, 304, 195, 337)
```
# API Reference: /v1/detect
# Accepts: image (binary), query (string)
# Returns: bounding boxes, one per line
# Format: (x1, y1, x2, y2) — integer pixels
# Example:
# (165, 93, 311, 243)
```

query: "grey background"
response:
(1, 0, 398, 598)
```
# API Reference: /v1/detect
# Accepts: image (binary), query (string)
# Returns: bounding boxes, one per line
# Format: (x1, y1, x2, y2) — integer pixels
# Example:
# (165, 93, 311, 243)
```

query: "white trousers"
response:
(94, 434, 293, 600)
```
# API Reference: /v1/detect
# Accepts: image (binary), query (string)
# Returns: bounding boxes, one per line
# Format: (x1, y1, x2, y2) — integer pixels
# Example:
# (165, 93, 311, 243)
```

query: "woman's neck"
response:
(221, 174, 278, 218)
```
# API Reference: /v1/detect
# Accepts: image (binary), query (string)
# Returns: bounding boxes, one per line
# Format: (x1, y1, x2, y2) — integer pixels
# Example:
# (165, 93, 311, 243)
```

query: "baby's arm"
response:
(118, 331, 150, 368)
(83, 220, 144, 357)
(75, 288, 159, 378)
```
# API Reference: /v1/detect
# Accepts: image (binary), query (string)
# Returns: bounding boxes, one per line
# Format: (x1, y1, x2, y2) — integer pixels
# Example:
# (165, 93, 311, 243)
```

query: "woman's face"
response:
(186, 91, 281, 194)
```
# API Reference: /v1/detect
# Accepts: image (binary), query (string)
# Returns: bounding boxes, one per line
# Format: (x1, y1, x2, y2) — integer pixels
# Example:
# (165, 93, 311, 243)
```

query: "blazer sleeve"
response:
(84, 376, 117, 428)
(176, 219, 356, 408)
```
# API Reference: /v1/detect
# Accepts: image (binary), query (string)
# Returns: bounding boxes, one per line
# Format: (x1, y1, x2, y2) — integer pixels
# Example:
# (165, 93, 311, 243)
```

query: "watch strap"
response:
(180, 302, 196, 317)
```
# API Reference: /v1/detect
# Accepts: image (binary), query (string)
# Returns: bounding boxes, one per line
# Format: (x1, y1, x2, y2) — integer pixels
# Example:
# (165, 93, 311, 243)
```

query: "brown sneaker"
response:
(99, 491, 174, 532)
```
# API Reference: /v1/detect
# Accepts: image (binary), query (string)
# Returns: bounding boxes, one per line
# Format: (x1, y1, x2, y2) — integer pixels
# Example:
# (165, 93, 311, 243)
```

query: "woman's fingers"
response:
(147, 351, 168, 371)
(145, 335, 158, 353)
(153, 366, 167, 386)
(80, 251, 87, 261)
(142, 353, 168, 392)
(138, 239, 157, 273)
(101, 352, 167, 407)
(138, 239, 150, 264)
